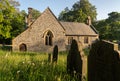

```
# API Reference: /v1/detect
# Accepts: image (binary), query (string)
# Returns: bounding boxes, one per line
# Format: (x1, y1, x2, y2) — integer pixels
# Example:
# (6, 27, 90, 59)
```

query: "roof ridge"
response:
(60, 21, 85, 24)
(90, 25, 99, 34)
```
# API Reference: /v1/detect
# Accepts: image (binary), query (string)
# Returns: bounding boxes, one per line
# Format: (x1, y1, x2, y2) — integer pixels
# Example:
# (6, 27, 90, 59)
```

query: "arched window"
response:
(45, 31, 53, 46)
(19, 43, 27, 51)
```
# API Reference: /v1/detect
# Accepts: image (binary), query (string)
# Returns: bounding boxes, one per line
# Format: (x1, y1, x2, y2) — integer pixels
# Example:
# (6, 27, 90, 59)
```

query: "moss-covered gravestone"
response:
(67, 39, 82, 81)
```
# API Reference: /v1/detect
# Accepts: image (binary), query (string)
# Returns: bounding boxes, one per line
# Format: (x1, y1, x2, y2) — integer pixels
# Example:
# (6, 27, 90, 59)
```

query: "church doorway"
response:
(19, 43, 27, 51)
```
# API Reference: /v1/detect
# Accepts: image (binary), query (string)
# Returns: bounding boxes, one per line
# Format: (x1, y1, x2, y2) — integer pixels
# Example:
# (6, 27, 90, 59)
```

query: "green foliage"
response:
(58, 0, 97, 23)
(83, 47, 90, 56)
(8, 0, 20, 8)
(10, 11, 26, 38)
(32, 8, 41, 20)
(0, 0, 15, 39)
(94, 12, 120, 40)
(0, 0, 26, 44)
(0, 0, 40, 44)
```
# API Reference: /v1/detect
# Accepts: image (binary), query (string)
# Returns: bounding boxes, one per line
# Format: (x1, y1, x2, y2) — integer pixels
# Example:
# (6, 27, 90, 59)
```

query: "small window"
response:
(68, 37, 73, 45)
(45, 31, 53, 46)
(84, 37, 89, 43)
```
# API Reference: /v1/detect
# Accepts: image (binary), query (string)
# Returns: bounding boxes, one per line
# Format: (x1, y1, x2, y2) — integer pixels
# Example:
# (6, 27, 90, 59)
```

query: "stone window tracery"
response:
(45, 31, 53, 46)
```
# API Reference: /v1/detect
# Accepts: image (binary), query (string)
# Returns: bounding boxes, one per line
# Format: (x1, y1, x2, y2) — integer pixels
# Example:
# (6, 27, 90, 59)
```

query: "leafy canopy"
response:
(58, 0, 97, 23)
(0, 0, 25, 44)
(0, 0, 15, 39)
(94, 12, 120, 41)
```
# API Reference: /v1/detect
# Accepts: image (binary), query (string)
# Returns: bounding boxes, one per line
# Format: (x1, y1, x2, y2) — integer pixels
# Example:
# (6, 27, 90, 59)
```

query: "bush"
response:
(0, 45, 12, 51)
(83, 47, 90, 56)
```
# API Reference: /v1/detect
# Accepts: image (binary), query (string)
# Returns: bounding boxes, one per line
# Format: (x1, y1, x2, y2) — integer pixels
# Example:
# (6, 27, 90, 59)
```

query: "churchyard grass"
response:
(0, 50, 80, 81)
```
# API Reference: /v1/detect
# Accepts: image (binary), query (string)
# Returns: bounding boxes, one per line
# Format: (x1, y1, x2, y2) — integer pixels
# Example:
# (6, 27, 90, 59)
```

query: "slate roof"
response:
(60, 21, 98, 36)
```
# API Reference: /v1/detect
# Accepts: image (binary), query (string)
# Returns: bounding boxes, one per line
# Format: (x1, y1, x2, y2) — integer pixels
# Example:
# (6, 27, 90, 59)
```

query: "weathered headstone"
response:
(88, 40, 120, 81)
(67, 39, 82, 81)
(52, 45, 58, 64)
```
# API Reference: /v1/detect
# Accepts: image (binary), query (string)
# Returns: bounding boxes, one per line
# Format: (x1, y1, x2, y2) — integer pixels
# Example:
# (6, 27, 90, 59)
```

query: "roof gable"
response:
(30, 7, 65, 31)
(13, 7, 65, 41)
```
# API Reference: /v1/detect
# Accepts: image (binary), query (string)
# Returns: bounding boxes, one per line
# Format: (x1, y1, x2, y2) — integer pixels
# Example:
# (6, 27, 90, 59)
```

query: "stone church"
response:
(12, 7, 98, 52)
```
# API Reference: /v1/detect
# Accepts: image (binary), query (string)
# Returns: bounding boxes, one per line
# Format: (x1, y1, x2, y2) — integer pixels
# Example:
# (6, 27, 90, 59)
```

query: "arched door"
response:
(19, 43, 27, 51)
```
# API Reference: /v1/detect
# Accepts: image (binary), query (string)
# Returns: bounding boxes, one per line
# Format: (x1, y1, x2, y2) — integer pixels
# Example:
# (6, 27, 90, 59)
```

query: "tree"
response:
(94, 12, 120, 41)
(106, 12, 120, 22)
(32, 8, 41, 20)
(8, 0, 20, 11)
(10, 11, 26, 39)
(58, 7, 70, 21)
(0, 0, 15, 39)
(58, 0, 97, 23)
(0, 0, 25, 44)
(8, 0, 20, 7)
(0, 0, 41, 44)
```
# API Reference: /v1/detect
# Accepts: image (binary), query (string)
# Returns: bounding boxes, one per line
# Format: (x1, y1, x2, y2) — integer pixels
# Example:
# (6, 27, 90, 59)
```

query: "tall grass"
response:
(0, 50, 80, 81)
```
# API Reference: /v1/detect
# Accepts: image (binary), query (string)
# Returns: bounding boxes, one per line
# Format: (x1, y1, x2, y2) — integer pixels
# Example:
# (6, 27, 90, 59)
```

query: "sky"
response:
(16, 0, 120, 20)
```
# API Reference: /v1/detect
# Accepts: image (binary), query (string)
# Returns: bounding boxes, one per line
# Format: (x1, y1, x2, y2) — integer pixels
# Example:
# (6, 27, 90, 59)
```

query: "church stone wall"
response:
(12, 8, 98, 53)
(12, 8, 66, 52)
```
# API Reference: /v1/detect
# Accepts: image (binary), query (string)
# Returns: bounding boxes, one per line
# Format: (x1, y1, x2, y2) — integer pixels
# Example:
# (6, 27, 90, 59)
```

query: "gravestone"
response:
(52, 45, 58, 64)
(88, 40, 120, 81)
(67, 39, 82, 81)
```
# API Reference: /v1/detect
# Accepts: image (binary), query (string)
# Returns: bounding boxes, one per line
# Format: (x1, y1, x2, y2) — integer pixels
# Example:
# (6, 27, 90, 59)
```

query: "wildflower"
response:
(54, 75, 57, 80)
(32, 62, 35, 66)
(41, 61, 44, 65)
(5, 52, 10, 58)
(57, 77, 61, 81)
(73, 70, 76, 74)
(73, 70, 76, 76)
(5, 54, 8, 58)
(22, 61, 25, 64)
(17, 70, 20, 74)
(55, 76, 61, 81)
(62, 59, 64, 62)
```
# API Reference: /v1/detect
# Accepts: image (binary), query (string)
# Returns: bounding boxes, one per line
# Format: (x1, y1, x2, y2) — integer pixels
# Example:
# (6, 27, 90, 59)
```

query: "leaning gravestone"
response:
(88, 40, 120, 81)
(67, 39, 82, 81)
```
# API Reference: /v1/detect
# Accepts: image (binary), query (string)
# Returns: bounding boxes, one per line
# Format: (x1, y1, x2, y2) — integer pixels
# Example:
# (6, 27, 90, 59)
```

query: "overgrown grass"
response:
(0, 49, 81, 81)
